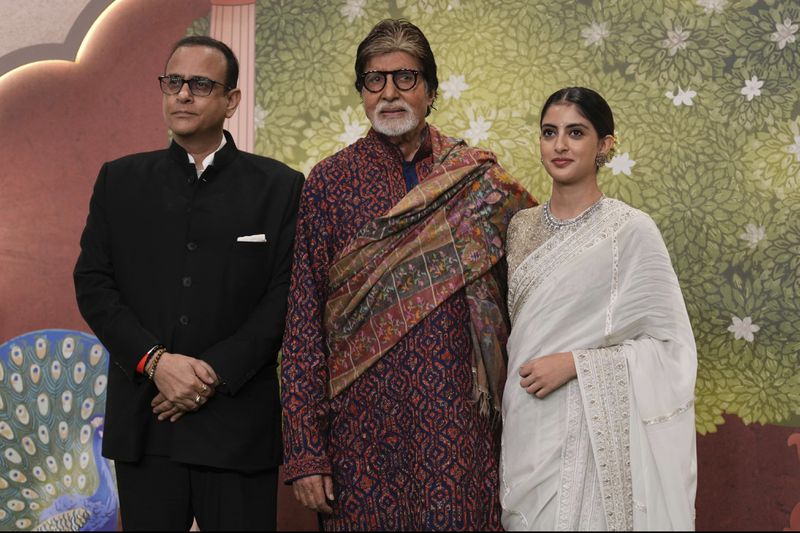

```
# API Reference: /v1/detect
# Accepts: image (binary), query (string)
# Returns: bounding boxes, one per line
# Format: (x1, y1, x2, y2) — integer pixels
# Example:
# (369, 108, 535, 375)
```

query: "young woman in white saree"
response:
(500, 87, 697, 531)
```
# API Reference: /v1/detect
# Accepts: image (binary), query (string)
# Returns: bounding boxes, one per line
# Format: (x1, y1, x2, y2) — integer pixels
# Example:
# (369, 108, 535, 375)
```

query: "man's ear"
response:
(225, 88, 242, 118)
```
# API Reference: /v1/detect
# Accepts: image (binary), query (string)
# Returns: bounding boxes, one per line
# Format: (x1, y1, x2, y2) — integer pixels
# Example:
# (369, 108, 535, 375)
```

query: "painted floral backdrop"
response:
(191, 0, 799, 434)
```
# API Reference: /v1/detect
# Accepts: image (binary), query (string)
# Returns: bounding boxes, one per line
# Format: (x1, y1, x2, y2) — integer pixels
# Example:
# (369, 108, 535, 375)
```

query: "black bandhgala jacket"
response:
(74, 130, 303, 472)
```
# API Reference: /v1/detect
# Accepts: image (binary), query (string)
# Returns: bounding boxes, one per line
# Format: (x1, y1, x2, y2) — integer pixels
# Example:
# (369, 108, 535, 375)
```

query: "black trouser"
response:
(115, 455, 277, 531)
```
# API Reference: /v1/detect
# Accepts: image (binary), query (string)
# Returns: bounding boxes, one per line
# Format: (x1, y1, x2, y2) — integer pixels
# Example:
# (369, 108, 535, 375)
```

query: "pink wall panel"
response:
(0, 0, 210, 340)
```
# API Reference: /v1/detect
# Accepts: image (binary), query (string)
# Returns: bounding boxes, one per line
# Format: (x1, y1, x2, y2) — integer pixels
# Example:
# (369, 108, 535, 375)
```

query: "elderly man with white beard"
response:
(280, 18, 535, 531)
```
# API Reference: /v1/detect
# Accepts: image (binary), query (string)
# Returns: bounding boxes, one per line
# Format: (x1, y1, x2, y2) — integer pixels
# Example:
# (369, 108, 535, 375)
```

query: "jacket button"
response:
(179, 315, 190, 326)
(182, 276, 192, 287)
(186, 242, 197, 251)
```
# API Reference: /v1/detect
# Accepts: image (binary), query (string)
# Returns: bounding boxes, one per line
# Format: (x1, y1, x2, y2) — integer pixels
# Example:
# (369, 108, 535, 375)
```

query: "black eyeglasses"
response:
(158, 75, 229, 96)
(360, 69, 422, 93)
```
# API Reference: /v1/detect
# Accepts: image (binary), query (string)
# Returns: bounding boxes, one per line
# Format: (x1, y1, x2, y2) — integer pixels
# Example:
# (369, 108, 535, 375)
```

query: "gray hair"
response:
(354, 19, 438, 114)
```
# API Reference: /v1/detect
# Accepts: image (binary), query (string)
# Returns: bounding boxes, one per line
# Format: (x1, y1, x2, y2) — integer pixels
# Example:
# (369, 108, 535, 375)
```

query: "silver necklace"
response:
(542, 194, 605, 230)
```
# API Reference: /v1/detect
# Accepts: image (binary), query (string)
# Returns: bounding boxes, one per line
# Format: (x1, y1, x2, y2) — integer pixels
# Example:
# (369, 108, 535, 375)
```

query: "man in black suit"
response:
(74, 36, 303, 530)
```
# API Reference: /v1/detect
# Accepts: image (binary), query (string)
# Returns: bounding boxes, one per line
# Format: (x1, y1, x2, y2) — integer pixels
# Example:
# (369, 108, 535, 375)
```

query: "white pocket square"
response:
(236, 233, 267, 243)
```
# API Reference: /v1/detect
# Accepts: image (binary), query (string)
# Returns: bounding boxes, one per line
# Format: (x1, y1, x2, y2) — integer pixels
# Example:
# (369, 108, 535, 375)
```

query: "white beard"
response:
(369, 101, 421, 137)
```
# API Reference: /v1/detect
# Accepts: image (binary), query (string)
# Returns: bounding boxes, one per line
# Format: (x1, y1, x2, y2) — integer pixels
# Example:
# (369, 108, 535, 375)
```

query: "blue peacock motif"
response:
(0, 330, 118, 531)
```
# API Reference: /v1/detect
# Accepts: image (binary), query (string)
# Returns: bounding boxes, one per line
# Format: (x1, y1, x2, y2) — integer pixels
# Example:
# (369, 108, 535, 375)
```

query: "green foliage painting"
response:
(191, 0, 800, 433)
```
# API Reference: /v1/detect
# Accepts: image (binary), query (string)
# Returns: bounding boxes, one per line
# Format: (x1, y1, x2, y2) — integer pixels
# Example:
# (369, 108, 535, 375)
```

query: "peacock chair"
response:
(0, 330, 118, 531)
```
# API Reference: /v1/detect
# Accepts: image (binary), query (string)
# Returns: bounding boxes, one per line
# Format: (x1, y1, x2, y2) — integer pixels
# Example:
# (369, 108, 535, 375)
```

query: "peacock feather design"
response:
(0, 330, 118, 531)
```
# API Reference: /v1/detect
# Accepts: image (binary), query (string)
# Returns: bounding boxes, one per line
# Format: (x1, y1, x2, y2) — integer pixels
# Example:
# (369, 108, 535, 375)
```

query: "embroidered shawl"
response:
(323, 126, 534, 415)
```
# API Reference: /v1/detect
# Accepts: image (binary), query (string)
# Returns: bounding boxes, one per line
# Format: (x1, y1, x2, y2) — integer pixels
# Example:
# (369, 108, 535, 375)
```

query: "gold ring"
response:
(194, 394, 202, 404)
(201, 384, 208, 393)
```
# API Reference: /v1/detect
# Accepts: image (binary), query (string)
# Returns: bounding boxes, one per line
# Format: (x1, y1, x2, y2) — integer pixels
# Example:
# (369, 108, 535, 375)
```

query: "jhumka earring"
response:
(595, 153, 607, 167)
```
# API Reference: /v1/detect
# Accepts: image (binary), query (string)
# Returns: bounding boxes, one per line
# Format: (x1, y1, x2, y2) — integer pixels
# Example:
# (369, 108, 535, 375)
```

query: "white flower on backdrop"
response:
(696, 0, 727, 15)
(770, 18, 798, 50)
(739, 223, 766, 248)
(606, 152, 636, 176)
(740, 76, 763, 101)
(341, 0, 366, 22)
(336, 109, 368, 146)
(440, 74, 469, 100)
(463, 109, 492, 146)
(582, 22, 610, 47)
(661, 26, 691, 56)
(666, 87, 697, 106)
(728, 316, 760, 342)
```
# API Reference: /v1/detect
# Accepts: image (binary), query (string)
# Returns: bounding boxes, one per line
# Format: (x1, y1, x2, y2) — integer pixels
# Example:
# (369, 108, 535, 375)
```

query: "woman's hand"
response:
(519, 351, 577, 398)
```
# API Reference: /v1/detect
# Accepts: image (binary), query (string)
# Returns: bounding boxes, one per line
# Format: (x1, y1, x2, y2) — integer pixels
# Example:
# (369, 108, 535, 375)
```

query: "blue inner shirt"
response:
(402, 160, 419, 192)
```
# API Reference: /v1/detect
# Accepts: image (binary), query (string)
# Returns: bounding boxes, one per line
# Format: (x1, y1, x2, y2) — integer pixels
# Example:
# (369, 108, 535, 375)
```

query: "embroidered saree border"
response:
(574, 346, 634, 531)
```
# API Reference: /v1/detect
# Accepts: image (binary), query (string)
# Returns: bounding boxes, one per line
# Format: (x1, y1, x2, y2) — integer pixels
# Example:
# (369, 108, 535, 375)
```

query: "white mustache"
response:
(375, 101, 412, 114)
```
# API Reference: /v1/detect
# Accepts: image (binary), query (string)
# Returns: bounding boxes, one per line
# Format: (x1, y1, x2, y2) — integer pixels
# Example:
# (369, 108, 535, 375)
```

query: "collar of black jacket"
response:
(168, 130, 239, 181)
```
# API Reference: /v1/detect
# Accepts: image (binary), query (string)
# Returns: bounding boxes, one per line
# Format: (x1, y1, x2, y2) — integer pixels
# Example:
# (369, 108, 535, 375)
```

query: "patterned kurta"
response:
(281, 127, 504, 531)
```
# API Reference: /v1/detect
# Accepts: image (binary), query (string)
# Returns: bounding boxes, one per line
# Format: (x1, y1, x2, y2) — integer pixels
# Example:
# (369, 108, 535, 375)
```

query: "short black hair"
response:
(540, 87, 614, 138)
(167, 36, 239, 90)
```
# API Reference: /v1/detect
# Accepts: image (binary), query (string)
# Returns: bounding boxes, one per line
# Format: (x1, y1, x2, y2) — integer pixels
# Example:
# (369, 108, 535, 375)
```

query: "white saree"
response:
(500, 198, 697, 531)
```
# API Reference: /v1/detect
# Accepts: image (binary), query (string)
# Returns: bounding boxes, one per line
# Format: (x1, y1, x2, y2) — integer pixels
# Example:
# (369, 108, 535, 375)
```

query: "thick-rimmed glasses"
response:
(360, 69, 421, 93)
(158, 75, 229, 96)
